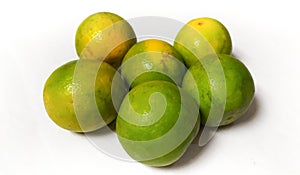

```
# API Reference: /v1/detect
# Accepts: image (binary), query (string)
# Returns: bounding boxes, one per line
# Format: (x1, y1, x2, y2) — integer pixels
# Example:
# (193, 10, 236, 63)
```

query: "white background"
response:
(1, 0, 300, 174)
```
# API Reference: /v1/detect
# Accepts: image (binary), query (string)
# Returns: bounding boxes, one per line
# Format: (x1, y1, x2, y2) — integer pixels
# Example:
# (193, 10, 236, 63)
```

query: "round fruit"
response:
(116, 81, 200, 167)
(43, 60, 127, 132)
(182, 54, 255, 126)
(174, 17, 232, 68)
(75, 12, 137, 68)
(121, 39, 186, 88)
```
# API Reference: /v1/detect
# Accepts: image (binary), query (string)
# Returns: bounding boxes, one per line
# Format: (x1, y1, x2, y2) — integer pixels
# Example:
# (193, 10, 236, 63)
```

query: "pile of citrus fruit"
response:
(43, 12, 255, 167)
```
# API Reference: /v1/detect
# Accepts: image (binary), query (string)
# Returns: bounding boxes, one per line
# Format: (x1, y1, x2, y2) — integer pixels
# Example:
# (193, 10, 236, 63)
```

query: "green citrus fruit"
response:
(75, 12, 137, 68)
(121, 39, 186, 88)
(174, 17, 232, 67)
(116, 81, 200, 167)
(182, 54, 255, 126)
(43, 60, 127, 132)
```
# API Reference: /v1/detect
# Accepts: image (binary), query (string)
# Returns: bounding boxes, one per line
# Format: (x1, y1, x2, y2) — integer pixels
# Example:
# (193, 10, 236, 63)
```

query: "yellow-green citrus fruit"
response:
(75, 12, 137, 68)
(43, 60, 127, 132)
(174, 17, 232, 68)
(116, 81, 200, 167)
(182, 54, 255, 126)
(121, 39, 186, 88)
